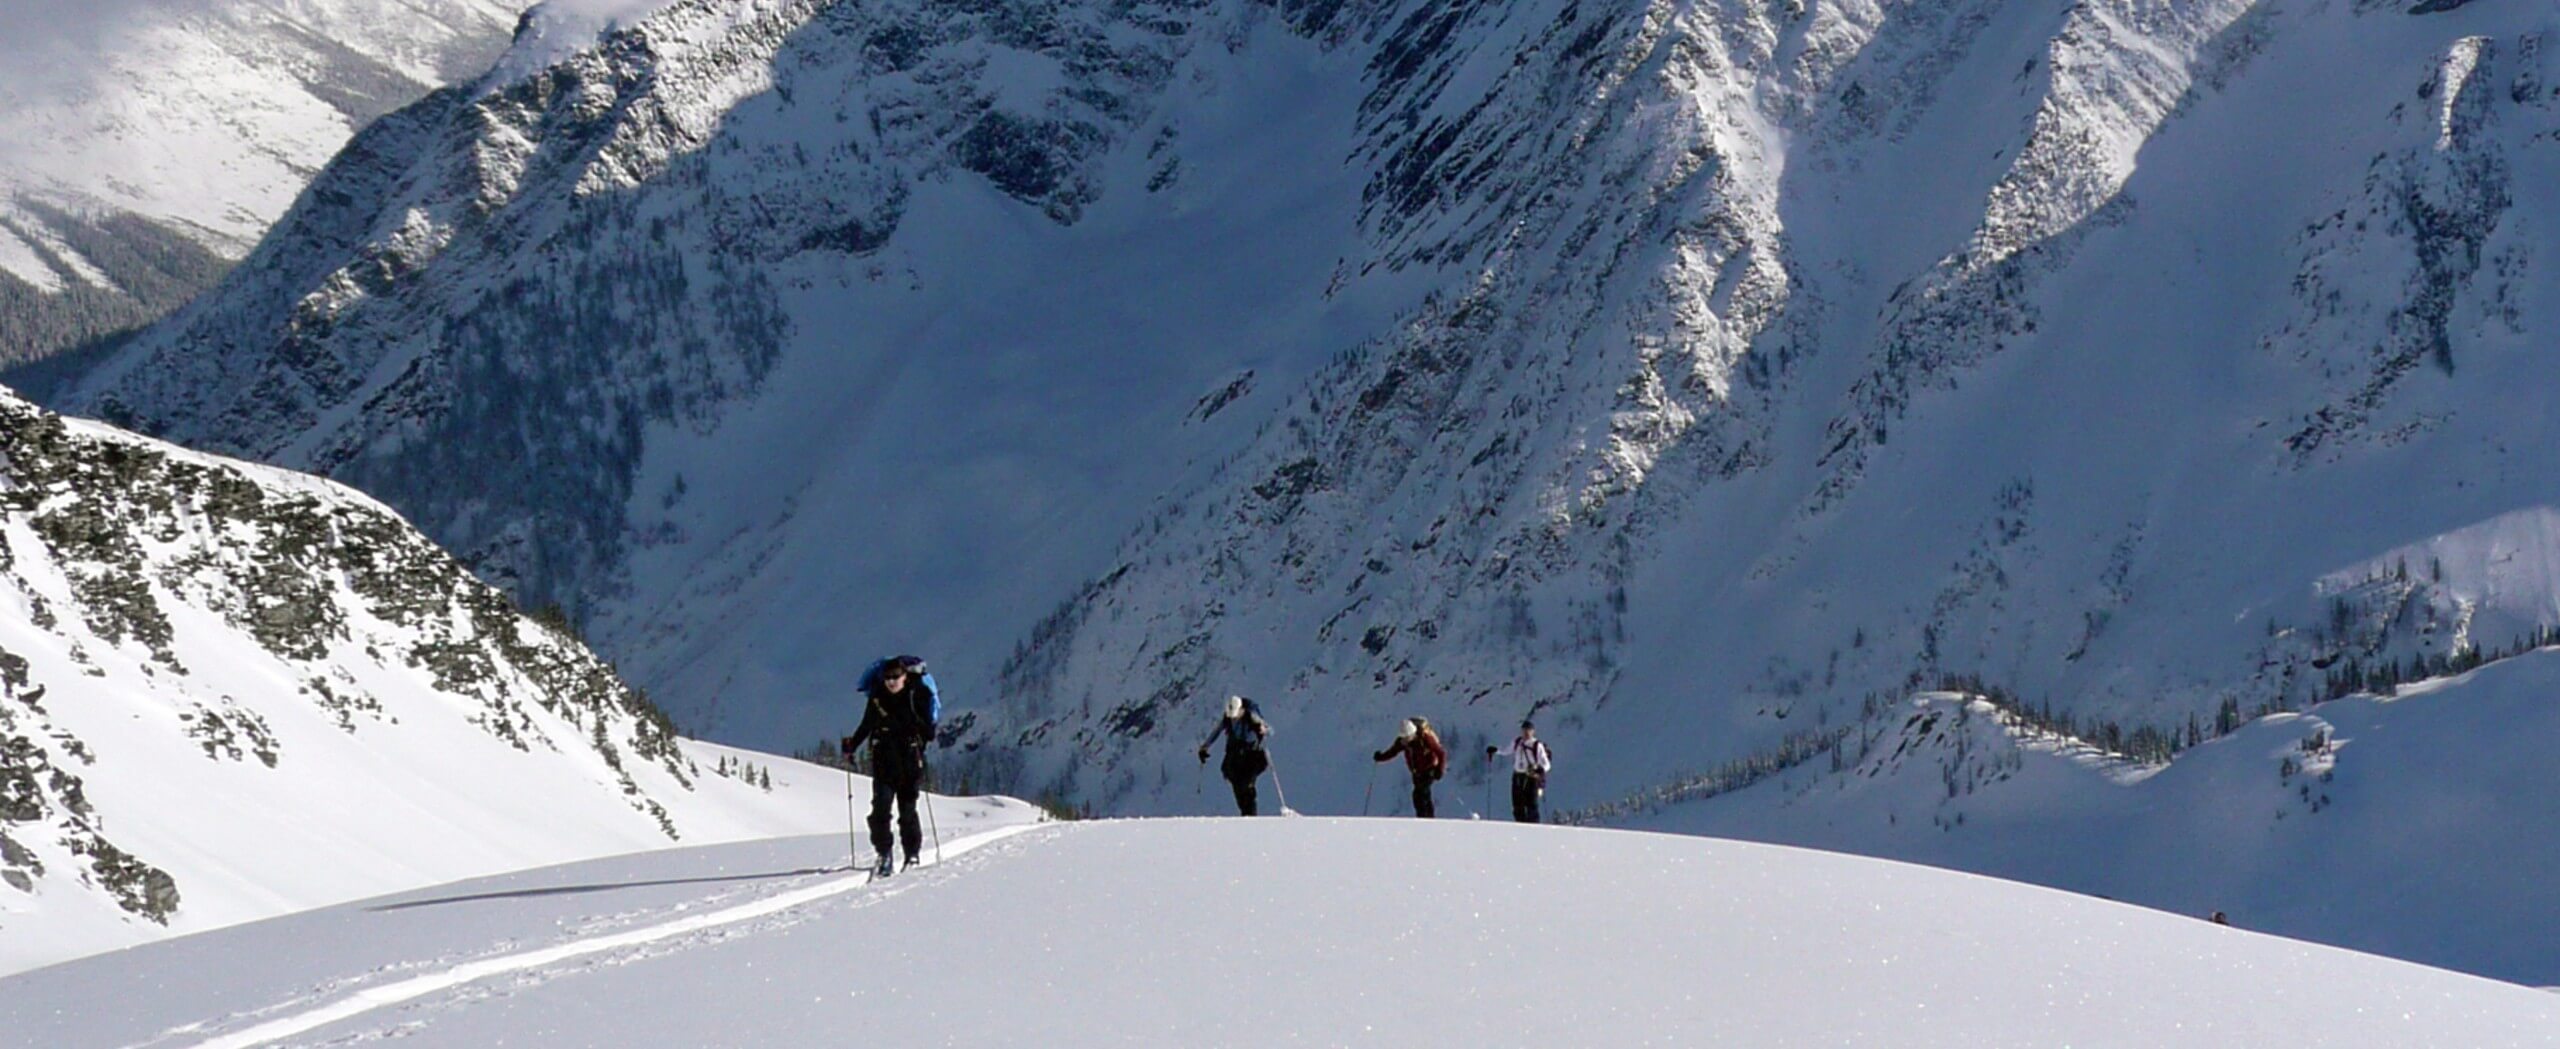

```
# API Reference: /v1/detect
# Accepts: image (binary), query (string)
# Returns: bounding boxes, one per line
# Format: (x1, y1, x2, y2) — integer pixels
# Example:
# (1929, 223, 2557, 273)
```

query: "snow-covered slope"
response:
(1602, 645, 2560, 984)
(0, 385, 1016, 976)
(39, 0, 2560, 981)
(55, 0, 1415, 755)
(1, 818, 2554, 1047)
(0, 0, 523, 366)
(983, 0, 2560, 823)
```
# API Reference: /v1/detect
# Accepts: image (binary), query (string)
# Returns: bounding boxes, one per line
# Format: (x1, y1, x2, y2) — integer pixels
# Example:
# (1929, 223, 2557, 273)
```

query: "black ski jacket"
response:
(846, 678, 938, 757)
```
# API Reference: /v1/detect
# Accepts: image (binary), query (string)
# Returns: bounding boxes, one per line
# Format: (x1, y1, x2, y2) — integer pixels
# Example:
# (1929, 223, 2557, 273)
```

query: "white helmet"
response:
(1225, 695, 1246, 719)
(1397, 718, 1418, 741)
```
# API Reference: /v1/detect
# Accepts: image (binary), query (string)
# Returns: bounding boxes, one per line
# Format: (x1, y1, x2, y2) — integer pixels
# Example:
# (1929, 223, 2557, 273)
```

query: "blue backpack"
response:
(863, 656, 941, 726)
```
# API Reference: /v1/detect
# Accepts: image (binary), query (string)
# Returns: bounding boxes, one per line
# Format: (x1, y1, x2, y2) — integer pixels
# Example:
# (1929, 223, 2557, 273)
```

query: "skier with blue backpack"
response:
(840, 655, 939, 876)
(1196, 695, 1273, 815)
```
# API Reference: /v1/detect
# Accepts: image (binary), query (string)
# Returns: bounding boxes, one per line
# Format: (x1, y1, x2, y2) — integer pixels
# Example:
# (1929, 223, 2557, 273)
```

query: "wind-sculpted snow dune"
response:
(2, 818, 2553, 1048)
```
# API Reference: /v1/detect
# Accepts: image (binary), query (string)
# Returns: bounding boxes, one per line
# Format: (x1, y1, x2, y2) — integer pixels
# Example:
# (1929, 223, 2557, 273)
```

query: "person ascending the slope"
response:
(1197, 695, 1273, 816)
(840, 655, 938, 877)
(1373, 717, 1447, 818)
(1488, 718, 1553, 823)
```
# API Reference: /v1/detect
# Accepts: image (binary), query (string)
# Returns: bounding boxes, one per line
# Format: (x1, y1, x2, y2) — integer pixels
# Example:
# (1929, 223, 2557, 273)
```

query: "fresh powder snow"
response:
(0, 818, 2553, 1048)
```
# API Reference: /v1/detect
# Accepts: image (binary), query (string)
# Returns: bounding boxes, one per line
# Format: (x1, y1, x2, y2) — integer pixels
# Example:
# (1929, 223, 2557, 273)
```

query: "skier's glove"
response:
(839, 735, 858, 758)
(1372, 750, 1388, 762)
(1486, 745, 1499, 758)
(1196, 747, 1209, 764)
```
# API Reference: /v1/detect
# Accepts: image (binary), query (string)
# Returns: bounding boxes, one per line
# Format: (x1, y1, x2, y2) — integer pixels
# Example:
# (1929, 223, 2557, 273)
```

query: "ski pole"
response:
(845, 765, 860, 872)
(1266, 746, 1290, 814)
(1362, 763, 1378, 816)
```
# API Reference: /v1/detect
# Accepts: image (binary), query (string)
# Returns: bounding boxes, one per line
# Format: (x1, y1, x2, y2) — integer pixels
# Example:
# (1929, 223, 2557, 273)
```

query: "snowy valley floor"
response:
(3, 818, 2555, 1048)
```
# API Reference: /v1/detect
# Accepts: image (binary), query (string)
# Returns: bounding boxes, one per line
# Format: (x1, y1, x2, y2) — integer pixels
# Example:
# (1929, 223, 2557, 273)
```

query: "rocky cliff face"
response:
(0, 385, 794, 970)
(982, 0, 2560, 813)
(46, 0, 2560, 825)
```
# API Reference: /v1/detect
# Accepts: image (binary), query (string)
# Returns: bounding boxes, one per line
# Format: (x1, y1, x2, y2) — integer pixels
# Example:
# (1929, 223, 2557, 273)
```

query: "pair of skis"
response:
(864, 854, 928, 882)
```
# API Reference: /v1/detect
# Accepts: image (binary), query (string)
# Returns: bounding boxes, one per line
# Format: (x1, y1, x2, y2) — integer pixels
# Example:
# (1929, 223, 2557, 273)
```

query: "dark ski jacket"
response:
(1377, 728, 1447, 780)
(845, 661, 939, 758)
(1201, 703, 1271, 759)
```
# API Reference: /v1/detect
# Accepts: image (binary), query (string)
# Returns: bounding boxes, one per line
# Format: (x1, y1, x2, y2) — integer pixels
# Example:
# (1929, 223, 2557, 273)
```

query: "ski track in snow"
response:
(145, 824, 1048, 1049)
(21, 818, 2558, 1047)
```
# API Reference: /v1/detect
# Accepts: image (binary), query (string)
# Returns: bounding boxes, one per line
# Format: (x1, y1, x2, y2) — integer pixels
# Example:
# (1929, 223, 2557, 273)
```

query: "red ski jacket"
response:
(1377, 730, 1447, 778)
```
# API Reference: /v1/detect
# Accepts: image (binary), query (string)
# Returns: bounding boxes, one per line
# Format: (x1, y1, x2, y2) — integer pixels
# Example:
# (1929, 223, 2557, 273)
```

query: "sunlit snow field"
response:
(5, 817, 2554, 1048)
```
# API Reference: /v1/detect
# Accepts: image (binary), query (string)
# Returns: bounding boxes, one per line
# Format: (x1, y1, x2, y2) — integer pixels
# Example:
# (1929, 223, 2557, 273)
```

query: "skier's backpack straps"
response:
(1226, 698, 1266, 751)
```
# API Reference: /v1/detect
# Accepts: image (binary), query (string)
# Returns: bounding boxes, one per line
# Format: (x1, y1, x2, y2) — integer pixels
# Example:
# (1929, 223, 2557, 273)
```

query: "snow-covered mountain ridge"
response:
(978, 0, 2560, 815)
(1597, 647, 2560, 982)
(1603, 642, 2560, 983)
(0, 0, 524, 367)
(0, 385, 889, 976)
(58, 0, 1396, 746)
(38, 0, 2560, 981)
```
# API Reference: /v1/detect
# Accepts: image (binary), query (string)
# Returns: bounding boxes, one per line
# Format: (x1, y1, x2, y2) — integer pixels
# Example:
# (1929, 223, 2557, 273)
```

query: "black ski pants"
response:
(1221, 748, 1269, 816)
(1512, 772, 1544, 823)
(868, 748, 926, 861)
(1410, 773, 1436, 818)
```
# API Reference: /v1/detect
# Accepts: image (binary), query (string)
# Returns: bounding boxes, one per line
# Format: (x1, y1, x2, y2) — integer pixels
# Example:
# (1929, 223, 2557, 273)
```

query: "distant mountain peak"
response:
(0, 0, 525, 369)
